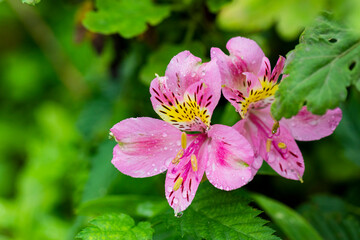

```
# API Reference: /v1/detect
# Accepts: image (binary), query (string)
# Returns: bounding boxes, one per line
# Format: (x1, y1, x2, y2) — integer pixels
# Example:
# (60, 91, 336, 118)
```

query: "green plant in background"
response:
(0, 0, 359, 239)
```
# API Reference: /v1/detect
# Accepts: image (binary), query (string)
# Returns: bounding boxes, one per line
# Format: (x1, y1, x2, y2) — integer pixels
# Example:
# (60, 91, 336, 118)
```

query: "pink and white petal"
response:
(211, 47, 247, 89)
(251, 110, 305, 180)
(226, 37, 265, 74)
(233, 119, 264, 178)
(206, 124, 254, 191)
(164, 51, 202, 96)
(165, 142, 207, 214)
(270, 56, 285, 82)
(222, 86, 243, 113)
(282, 106, 342, 141)
(110, 117, 182, 178)
(198, 58, 222, 106)
(257, 57, 271, 80)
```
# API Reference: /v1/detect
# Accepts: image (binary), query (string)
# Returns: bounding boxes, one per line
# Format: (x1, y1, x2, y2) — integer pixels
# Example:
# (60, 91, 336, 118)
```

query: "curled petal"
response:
(226, 37, 265, 74)
(206, 124, 254, 190)
(110, 117, 182, 178)
(282, 106, 342, 141)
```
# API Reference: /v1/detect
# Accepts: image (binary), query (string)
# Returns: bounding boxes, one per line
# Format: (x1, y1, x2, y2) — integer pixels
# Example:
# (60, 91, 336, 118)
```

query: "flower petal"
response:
(233, 119, 264, 178)
(226, 37, 265, 74)
(110, 117, 182, 178)
(165, 135, 207, 214)
(150, 58, 221, 132)
(281, 106, 342, 141)
(205, 124, 254, 191)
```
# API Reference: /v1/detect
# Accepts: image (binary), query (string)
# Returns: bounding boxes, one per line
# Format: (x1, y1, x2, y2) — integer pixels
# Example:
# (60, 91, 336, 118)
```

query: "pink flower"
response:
(110, 51, 254, 214)
(211, 37, 342, 181)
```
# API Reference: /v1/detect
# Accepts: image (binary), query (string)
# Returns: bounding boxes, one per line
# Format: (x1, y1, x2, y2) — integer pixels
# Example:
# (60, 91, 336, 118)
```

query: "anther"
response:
(266, 139, 272, 152)
(272, 121, 279, 134)
(297, 173, 304, 183)
(277, 142, 287, 149)
(181, 132, 187, 149)
(172, 149, 184, 164)
(173, 177, 183, 191)
(191, 154, 198, 172)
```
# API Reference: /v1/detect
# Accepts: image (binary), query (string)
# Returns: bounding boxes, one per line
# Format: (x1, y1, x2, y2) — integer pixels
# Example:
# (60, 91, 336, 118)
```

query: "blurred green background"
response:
(0, 0, 359, 239)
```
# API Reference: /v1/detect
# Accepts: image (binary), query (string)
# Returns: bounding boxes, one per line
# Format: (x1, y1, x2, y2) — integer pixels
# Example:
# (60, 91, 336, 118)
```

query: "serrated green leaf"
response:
(77, 195, 168, 218)
(21, 0, 40, 5)
(298, 195, 360, 240)
(140, 42, 206, 86)
(154, 182, 279, 240)
(83, 0, 170, 38)
(252, 193, 323, 240)
(271, 16, 360, 120)
(76, 213, 154, 240)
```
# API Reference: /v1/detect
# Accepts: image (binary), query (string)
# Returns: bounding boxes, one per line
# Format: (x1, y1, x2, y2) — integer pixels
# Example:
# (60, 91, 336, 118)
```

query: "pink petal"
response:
(110, 117, 182, 178)
(206, 124, 254, 190)
(226, 37, 265, 74)
(282, 106, 342, 141)
(233, 119, 264, 178)
(164, 51, 202, 96)
(150, 59, 221, 132)
(270, 56, 285, 82)
(165, 135, 208, 213)
(250, 109, 305, 180)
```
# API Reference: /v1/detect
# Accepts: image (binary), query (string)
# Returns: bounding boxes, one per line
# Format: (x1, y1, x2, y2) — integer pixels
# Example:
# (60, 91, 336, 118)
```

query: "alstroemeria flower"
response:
(110, 51, 253, 214)
(211, 37, 342, 181)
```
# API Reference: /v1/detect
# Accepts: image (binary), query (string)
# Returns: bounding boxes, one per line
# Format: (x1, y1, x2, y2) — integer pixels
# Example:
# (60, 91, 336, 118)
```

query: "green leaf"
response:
(77, 195, 168, 218)
(298, 195, 360, 240)
(21, 0, 40, 5)
(271, 15, 360, 120)
(83, 0, 170, 38)
(252, 193, 323, 240)
(154, 182, 279, 240)
(206, 0, 231, 13)
(140, 42, 206, 86)
(217, 0, 325, 40)
(76, 213, 154, 240)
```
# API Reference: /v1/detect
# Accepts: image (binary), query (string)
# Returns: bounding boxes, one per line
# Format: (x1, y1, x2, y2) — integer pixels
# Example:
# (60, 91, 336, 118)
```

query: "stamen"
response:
(277, 142, 287, 149)
(171, 149, 184, 164)
(108, 132, 114, 140)
(266, 139, 272, 152)
(173, 177, 183, 191)
(297, 173, 304, 183)
(181, 132, 187, 149)
(272, 121, 279, 134)
(191, 154, 198, 172)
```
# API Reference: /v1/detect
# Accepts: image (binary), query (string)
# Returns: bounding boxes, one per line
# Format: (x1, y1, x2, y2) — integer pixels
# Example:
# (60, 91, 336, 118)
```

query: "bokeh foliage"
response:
(0, 0, 359, 239)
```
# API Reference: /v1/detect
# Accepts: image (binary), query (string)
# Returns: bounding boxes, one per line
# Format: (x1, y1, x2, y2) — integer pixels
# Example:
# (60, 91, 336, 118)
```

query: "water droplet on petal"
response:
(147, 172, 151, 176)
(309, 119, 319, 126)
(162, 133, 168, 137)
(182, 191, 187, 198)
(167, 186, 173, 192)
(164, 147, 168, 150)
(173, 198, 179, 204)
(191, 72, 196, 77)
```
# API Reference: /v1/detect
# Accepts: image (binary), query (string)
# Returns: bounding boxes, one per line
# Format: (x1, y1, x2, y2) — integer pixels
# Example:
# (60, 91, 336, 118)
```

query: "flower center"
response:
(239, 79, 278, 118)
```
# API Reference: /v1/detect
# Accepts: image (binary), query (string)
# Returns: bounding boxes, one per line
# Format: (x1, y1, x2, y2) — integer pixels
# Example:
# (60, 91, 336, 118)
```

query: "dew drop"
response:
(225, 187, 230, 191)
(152, 163, 155, 167)
(176, 141, 181, 146)
(164, 147, 168, 150)
(161, 166, 167, 172)
(147, 172, 151, 176)
(191, 72, 196, 77)
(167, 186, 173, 192)
(175, 211, 183, 218)
(173, 198, 179, 204)
(154, 168, 158, 172)
(182, 191, 187, 198)
(162, 133, 168, 137)
(309, 119, 319, 126)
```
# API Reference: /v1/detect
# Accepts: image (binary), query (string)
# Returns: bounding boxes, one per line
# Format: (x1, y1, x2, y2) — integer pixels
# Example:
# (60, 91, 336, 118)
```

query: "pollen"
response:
(181, 132, 187, 149)
(266, 139, 272, 152)
(172, 149, 184, 164)
(277, 142, 287, 149)
(191, 154, 198, 172)
(173, 176, 183, 191)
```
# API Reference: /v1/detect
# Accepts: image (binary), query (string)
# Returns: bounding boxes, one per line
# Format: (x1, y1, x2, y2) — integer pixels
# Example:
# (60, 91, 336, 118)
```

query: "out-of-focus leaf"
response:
(219, 102, 240, 126)
(154, 182, 280, 240)
(206, 0, 231, 13)
(83, 0, 170, 38)
(335, 89, 360, 166)
(218, 0, 325, 40)
(272, 16, 360, 120)
(21, 0, 41, 5)
(140, 42, 206, 86)
(76, 213, 153, 240)
(252, 193, 323, 240)
(77, 195, 167, 218)
(298, 195, 360, 240)
(257, 162, 278, 176)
